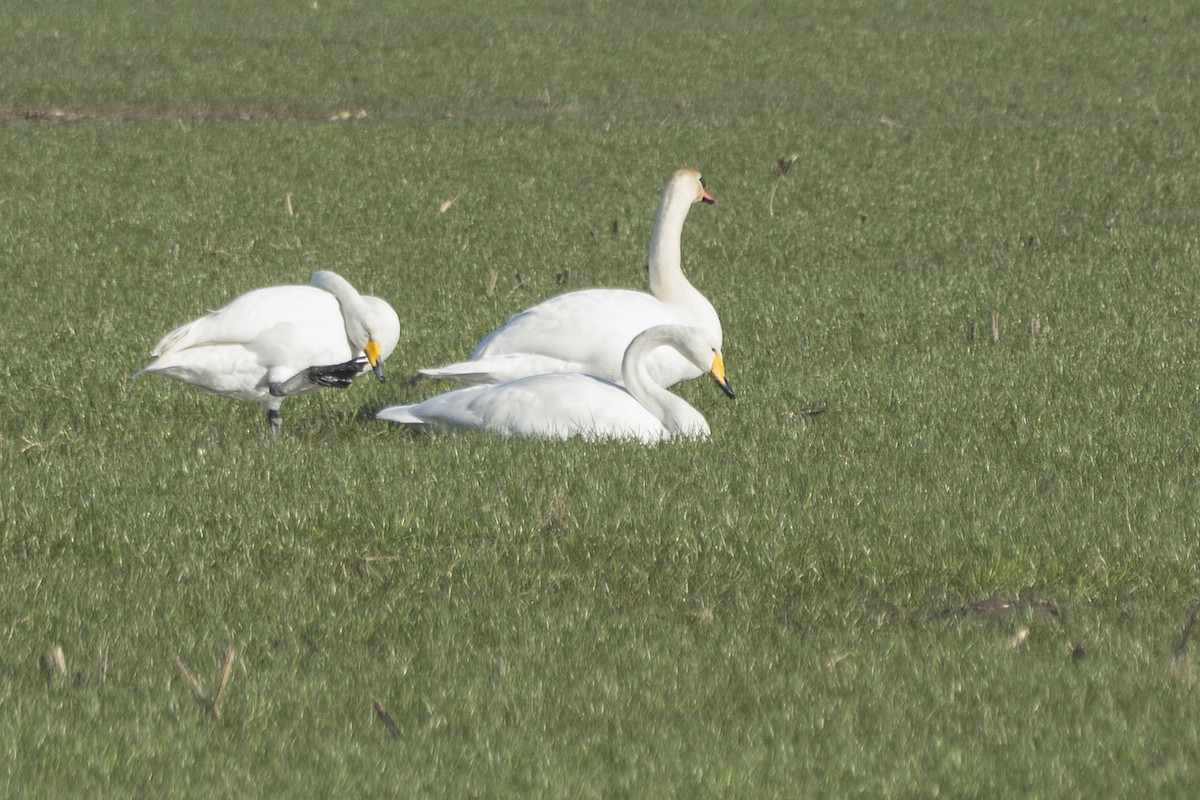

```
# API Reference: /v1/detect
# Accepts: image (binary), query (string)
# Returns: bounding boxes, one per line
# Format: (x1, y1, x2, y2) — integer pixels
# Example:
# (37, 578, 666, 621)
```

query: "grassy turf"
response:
(2, 0, 1200, 796)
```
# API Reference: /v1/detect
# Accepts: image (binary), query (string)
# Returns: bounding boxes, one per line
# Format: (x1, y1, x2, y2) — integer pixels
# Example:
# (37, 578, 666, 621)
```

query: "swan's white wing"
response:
(421, 289, 704, 387)
(138, 344, 276, 403)
(142, 287, 357, 400)
(418, 353, 582, 386)
(151, 287, 339, 355)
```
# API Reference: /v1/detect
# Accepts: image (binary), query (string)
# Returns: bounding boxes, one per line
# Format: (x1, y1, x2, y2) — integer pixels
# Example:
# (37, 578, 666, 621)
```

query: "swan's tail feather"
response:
(377, 405, 424, 425)
(418, 354, 577, 386)
(417, 363, 495, 386)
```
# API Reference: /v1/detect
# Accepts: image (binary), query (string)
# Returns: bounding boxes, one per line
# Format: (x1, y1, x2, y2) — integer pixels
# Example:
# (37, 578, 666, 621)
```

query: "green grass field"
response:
(3, 0, 1199, 795)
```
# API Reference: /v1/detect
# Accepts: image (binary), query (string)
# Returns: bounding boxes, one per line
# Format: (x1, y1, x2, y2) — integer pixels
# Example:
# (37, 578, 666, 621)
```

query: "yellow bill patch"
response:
(365, 339, 383, 366)
(709, 351, 735, 399)
(710, 352, 727, 384)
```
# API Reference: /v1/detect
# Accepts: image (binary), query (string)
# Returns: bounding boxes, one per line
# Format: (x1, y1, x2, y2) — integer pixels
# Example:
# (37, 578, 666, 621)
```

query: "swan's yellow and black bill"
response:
(709, 352, 735, 399)
(365, 339, 386, 382)
(699, 176, 715, 204)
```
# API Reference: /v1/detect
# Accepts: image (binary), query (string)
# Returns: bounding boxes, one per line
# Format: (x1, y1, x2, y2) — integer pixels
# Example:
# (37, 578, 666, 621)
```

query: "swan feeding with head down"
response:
(419, 168, 721, 388)
(138, 270, 401, 435)
(380, 324, 734, 443)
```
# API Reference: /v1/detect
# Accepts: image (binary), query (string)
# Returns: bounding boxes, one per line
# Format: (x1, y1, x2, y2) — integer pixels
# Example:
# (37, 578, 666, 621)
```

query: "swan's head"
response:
(647, 325, 735, 399)
(672, 168, 715, 205)
(341, 315, 389, 382)
(361, 296, 401, 383)
(676, 328, 734, 399)
(310, 271, 400, 383)
(364, 338, 386, 381)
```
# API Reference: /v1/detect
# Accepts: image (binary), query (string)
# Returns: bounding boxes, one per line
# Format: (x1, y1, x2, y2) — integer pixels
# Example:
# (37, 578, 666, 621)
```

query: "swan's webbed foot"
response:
(305, 359, 367, 390)
(270, 360, 364, 397)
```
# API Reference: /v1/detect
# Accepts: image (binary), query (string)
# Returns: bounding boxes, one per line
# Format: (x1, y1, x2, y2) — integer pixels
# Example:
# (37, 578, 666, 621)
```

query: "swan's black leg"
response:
(267, 408, 283, 436)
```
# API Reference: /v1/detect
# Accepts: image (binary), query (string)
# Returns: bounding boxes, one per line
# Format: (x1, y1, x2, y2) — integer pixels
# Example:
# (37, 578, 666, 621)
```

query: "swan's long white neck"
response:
(646, 179, 718, 336)
(621, 326, 707, 435)
(646, 180, 695, 300)
(310, 270, 372, 348)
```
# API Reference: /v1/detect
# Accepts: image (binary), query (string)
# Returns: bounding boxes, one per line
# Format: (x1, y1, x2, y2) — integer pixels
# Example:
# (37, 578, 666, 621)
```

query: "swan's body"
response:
(380, 325, 734, 443)
(139, 270, 400, 435)
(420, 168, 719, 387)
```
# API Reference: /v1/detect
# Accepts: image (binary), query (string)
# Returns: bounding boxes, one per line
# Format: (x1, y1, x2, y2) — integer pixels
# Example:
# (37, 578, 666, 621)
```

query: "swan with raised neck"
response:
(418, 168, 721, 387)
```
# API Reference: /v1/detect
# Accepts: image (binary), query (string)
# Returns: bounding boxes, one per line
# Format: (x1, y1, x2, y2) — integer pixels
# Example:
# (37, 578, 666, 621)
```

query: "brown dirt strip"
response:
(1, 107, 338, 124)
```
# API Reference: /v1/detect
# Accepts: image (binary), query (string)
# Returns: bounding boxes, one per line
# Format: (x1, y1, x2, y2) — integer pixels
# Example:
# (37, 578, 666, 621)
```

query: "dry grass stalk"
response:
(174, 648, 236, 718)
(41, 645, 67, 679)
(285, 193, 294, 217)
(356, 555, 399, 567)
(211, 649, 236, 716)
(1175, 600, 1200, 656)
(438, 194, 459, 214)
(824, 651, 850, 673)
(537, 486, 571, 534)
(484, 269, 499, 298)
(504, 272, 526, 300)
(372, 696, 405, 739)
(344, 554, 400, 578)
(991, 313, 999, 344)
(173, 656, 208, 707)
(1171, 652, 1194, 685)
(768, 154, 797, 217)
(5, 615, 30, 639)
(1170, 599, 1200, 685)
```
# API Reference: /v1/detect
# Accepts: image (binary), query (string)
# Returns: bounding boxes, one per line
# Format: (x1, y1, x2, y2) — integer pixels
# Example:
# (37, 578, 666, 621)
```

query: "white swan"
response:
(419, 168, 719, 387)
(138, 270, 401, 435)
(379, 325, 734, 443)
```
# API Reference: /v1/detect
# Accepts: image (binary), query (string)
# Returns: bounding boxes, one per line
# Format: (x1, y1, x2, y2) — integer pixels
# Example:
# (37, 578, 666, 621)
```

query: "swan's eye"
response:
(699, 176, 708, 188)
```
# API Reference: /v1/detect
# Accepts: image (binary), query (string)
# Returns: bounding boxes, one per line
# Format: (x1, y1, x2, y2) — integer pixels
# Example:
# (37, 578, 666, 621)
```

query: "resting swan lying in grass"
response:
(380, 325, 734, 443)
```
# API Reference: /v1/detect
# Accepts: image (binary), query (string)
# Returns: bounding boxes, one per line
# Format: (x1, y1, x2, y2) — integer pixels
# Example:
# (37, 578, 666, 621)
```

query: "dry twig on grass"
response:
(41, 645, 67, 679)
(768, 155, 797, 217)
(1170, 599, 1200, 685)
(372, 696, 405, 740)
(173, 648, 237, 718)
